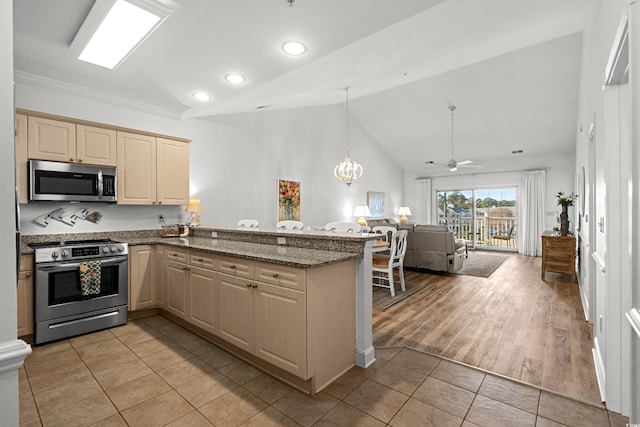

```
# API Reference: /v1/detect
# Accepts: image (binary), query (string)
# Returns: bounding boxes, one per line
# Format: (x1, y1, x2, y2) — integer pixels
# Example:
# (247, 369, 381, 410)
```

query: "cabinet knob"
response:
(69, 157, 74, 161)
(246, 283, 252, 288)
(25, 272, 31, 277)
(252, 284, 258, 289)
(78, 159, 83, 162)
(230, 265, 236, 269)
(158, 201, 162, 205)
(272, 273, 279, 278)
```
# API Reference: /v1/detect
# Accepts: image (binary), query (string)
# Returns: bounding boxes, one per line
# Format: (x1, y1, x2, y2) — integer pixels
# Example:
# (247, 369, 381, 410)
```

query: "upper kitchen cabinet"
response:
(76, 125, 117, 166)
(27, 116, 117, 166)
(156, 137, 189, 205)
(27, 116, 76, 163)
(15, 114, 28, 204)
(117, 132, 189, 205)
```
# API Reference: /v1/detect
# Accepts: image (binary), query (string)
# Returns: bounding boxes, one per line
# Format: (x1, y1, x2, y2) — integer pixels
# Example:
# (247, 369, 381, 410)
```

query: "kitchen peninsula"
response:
(21, 226, 378, 394)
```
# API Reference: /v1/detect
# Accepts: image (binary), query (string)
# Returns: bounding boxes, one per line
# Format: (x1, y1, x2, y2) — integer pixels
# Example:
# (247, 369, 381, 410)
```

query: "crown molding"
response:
(13, 70, 183, 120)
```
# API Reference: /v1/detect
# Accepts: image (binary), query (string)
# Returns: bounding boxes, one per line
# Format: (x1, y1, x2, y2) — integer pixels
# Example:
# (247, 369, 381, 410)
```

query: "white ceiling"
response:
(13, 0, 587, 176)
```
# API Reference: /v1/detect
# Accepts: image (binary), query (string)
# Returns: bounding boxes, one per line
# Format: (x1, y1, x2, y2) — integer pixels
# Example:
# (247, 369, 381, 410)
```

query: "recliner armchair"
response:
(367, 219, 465, 273)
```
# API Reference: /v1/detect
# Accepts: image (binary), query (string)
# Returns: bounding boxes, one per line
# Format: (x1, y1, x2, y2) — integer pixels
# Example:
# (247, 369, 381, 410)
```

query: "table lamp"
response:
(397, 206, 412, 224)
(186, 198, 202, 226)
(353, 205, 371, 226)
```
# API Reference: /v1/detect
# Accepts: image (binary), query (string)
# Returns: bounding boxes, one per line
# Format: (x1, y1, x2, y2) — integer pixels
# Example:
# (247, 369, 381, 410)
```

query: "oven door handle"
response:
(37, 257, 127, 270)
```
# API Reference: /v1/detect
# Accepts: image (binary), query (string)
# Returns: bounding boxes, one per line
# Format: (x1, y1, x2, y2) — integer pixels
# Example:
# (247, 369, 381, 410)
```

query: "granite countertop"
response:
(20, 228, 365, 268)
(123, 236, 357, 268)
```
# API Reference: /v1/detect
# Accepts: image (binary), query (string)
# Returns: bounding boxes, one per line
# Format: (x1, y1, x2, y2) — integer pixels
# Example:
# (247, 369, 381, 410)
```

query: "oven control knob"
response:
(51, 251, 59, 259)
(61, 250, 69, 258)
(117, 246, 124, 252)
(103, 247, 110, 254)
(110, 246, 117, 253)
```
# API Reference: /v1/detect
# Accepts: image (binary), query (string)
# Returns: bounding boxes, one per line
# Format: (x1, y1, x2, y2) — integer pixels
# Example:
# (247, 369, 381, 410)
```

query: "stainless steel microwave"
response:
(29, 160, 117, 202)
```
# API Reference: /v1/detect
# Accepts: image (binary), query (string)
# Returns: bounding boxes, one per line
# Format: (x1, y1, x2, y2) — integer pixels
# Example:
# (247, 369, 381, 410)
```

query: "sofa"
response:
(368, 219, 466, 273)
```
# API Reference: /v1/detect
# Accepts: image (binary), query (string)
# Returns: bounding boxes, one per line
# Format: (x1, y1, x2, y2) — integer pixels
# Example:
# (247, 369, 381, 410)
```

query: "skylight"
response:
(70, 0, 172, 70)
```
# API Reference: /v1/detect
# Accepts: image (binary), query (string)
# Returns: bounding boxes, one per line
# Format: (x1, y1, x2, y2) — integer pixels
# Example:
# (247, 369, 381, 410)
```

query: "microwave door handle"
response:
(97, 170, 103, 200)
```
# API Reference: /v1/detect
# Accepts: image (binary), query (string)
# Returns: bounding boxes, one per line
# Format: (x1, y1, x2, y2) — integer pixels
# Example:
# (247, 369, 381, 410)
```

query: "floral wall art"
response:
(278, 179, 301, 221)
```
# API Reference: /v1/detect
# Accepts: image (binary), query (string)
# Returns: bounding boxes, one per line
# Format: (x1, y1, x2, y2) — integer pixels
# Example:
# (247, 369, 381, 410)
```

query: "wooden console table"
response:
(541, 231, 576, 283)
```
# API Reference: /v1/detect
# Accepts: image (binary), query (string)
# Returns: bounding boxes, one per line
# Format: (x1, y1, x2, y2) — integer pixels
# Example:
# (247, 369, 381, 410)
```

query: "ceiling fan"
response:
(425, 105, 483, 172)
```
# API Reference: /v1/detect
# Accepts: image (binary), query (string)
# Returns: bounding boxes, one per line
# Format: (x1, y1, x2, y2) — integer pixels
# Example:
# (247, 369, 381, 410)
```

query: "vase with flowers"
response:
(278, 180, 300, 221)
(556, 191, 577, 236)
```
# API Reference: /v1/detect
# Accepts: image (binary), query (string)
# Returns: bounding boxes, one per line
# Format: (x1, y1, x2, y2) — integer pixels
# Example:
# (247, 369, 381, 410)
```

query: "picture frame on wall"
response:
(367, 191, 385, 218)
(278, 179, 301, 221)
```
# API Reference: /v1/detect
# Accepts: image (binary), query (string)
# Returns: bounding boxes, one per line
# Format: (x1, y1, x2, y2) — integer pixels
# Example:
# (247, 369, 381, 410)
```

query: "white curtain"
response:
(519, 169, 546, 256)
(416, 178, 432, 224)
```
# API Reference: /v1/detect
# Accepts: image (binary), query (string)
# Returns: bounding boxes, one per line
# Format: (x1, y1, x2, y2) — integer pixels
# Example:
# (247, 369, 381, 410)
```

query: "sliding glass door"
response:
(437, 187, 517, 251)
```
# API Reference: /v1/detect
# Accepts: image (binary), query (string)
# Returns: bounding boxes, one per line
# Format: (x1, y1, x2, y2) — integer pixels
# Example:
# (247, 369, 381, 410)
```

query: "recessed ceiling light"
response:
(192, 92, 212, 102)
(224, 73, 246, 84)
(70, 0, 172, 70)
(282, 41, 306, 56)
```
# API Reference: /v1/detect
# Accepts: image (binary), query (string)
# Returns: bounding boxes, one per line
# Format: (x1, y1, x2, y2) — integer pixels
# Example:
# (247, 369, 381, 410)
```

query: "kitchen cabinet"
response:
(188, 266, 217, 334)
(155, 246, 167, 309)
(217, 268, 306, 377)
(166, 259, 190, 320)
(17, 254, 33, 337)
(117, 132, 189, 205)
(27, 117, 117, 166)
(76, 125, 117, 166)
(15, 114, 28, 204)
(128, 245, 156, 311)
(27, 116, 76, 163)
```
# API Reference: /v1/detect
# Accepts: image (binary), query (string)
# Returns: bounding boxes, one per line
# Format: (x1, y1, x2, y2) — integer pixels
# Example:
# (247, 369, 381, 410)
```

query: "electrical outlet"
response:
(158, 215, 164, 223)
(277, 237, 286, 245)
(211, 231, 218, 238)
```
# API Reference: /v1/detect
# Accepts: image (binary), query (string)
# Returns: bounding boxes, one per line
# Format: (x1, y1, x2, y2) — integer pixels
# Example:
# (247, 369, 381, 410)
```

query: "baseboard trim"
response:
(0, 339, 32, 375)
(592, 338, 606, 402)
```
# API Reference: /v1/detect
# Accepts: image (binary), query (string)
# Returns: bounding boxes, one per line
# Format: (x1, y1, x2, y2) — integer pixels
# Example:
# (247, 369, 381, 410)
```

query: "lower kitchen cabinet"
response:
(17, 254, 34, 337)
(128, 245, 156, 311)
(165, 259, 189, 320)
(188, 266, 217, 334)
(155, 246, 167, 309)
(254, 281, 306, 377)
(217, 273, 255, 353)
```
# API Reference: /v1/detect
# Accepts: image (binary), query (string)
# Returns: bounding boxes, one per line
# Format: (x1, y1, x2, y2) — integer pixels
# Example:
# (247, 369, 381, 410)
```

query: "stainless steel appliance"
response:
(29, 160, 117, 202)
(31, 239, 128, 344)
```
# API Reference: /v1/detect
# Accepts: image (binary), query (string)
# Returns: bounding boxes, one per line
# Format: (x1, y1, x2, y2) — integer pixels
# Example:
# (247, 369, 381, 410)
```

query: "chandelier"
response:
(334, 87, 363, 186)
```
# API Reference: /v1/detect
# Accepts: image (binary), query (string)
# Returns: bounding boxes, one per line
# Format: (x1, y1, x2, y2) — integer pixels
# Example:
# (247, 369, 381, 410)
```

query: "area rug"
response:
(454, 252, 509, 278)
(372, 282, 426, 311)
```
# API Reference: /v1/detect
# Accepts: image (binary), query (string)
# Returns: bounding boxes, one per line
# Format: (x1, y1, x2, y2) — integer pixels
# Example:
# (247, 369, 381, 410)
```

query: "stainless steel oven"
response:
(31, 239, 128, 344)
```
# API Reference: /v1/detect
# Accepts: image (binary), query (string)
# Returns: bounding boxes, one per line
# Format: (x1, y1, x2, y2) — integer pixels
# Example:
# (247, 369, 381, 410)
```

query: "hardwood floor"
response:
(372, 251, 602, 405)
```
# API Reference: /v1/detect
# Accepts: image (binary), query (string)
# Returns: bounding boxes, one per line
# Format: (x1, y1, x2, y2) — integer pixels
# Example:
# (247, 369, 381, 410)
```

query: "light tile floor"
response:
(19, 315, 630, 426)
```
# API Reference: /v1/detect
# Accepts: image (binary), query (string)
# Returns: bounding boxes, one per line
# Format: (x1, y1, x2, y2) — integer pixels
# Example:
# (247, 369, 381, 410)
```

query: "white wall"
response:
(404, 153, 576, 231)
(16, 84, 405, 234)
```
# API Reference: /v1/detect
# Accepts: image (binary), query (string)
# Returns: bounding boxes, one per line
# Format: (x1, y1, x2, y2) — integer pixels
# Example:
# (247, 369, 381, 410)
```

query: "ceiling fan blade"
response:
(459, 163, 484, 168)
(425, 160, 447, 167)
(457, 160, 474, 166)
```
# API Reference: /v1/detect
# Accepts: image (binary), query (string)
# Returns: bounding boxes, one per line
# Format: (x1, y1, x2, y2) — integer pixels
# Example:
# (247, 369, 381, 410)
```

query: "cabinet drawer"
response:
(189, 251, 215, 269)
(216, 255, 254, 278)
(254, 261, 306, 291)
(166, 247, 188, 263)
(544, 251, 574, 262)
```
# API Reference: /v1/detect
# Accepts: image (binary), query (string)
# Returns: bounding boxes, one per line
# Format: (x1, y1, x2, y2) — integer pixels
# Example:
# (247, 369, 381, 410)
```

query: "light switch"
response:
(277, 237, 286, 245)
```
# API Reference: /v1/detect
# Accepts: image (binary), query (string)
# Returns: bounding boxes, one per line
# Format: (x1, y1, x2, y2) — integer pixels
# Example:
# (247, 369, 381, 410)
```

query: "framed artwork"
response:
(367, 191, 385, 218)
(278, 179, 301, 221)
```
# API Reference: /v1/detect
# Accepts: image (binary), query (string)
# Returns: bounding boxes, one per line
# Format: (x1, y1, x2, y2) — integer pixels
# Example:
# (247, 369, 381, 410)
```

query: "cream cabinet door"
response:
(156, 138, 189, 205)
(128, 245, 156, 311)
(17, 255, 33, 337)
(117, 131, 157, 204)
(189, 266, 217, 334)
(15, 114, 28, 204)
(155, 246, 167, 309)
(77, 125, 117, 166)
(27, 116, 76, 162)
(254, 282, 307, 377)
(166, 260, 189, 320)
(217, 273, 254, 353)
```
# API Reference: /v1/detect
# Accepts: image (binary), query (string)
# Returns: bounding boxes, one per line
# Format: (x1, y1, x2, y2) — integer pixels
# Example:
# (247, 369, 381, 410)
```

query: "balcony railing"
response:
(438, 216, 517, 248)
